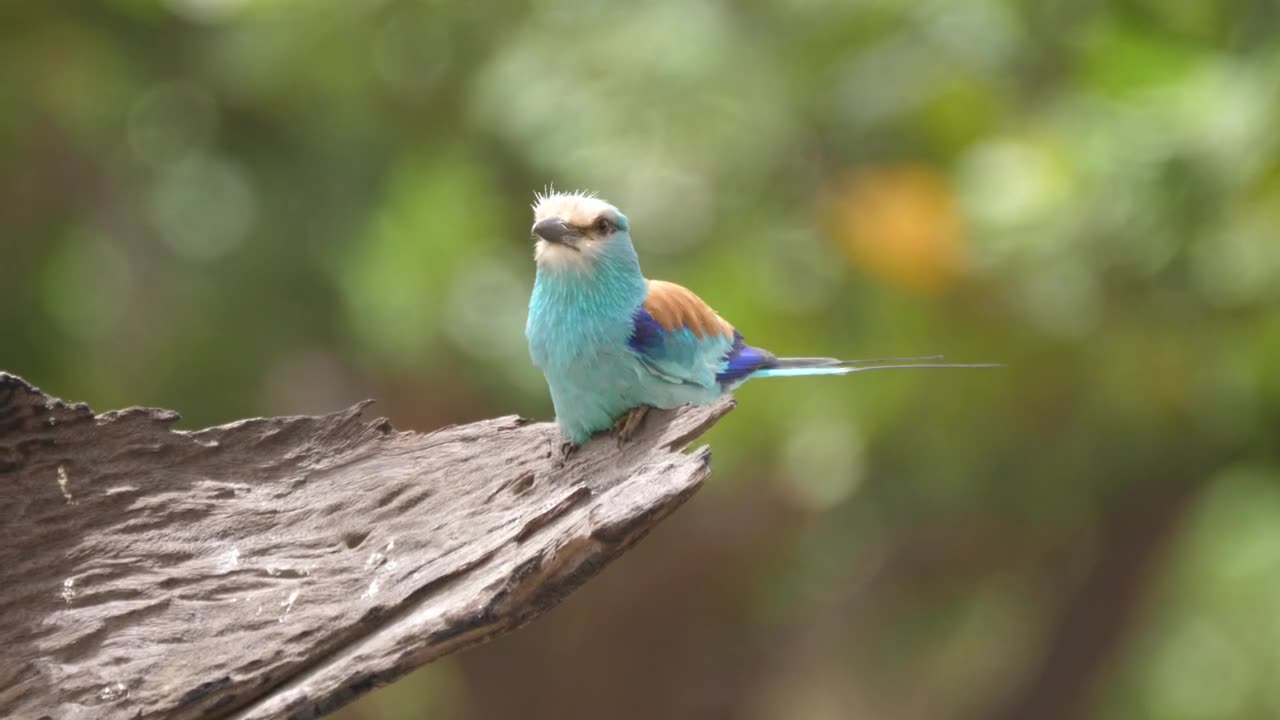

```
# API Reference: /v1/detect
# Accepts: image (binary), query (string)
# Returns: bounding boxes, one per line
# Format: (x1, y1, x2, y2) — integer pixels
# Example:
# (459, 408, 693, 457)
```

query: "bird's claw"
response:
(612, 406, 651, 447)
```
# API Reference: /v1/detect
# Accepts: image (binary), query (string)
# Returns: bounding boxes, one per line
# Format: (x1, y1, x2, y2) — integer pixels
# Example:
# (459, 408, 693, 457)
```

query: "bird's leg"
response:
(612, 405, 651, 446)
(556, 439, 577, 464)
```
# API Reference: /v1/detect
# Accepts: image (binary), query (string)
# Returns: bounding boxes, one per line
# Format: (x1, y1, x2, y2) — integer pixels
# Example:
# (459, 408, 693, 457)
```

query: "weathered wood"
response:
(0, 372, 733, 720)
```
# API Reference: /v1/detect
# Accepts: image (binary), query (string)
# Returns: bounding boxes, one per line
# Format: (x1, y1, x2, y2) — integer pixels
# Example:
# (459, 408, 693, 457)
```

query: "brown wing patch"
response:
(643, 280, 734, 339)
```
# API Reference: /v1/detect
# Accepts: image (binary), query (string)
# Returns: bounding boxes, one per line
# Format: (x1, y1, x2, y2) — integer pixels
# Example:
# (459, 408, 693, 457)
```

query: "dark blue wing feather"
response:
(627, 307, 742, 389)
(715, 331, 777, 387)
(628, 307, 666, 354)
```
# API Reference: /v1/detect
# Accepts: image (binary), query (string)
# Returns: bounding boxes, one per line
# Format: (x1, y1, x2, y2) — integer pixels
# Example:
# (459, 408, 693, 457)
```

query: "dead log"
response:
(0, 372, 733, 720)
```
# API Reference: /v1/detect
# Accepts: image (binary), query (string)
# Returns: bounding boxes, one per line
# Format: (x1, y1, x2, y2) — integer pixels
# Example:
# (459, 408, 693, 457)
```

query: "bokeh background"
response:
(5, 1, 1280, 719)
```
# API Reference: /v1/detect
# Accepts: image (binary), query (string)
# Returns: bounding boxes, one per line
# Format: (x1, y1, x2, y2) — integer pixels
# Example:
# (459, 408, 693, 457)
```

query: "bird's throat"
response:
(527, 237, 647, 362)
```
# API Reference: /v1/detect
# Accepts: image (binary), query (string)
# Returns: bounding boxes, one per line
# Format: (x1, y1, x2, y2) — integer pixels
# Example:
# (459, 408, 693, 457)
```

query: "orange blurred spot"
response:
(827, 165, 965, 294)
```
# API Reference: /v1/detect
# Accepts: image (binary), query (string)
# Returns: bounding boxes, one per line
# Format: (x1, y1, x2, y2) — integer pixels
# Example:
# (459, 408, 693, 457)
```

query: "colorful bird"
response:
(525, 190, 996, 450)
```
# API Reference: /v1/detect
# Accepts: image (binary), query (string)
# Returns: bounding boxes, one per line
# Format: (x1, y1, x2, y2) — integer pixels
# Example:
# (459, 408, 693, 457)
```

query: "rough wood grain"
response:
(0, 372, 734, 720)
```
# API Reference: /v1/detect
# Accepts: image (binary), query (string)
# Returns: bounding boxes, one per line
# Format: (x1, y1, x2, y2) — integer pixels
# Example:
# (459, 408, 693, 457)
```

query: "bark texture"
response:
(0, 372, 733, 720)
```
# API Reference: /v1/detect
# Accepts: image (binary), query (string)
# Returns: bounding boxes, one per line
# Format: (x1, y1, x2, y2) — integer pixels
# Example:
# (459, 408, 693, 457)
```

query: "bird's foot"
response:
(612, 405, 651, 447)
(556, 440, 577, 465)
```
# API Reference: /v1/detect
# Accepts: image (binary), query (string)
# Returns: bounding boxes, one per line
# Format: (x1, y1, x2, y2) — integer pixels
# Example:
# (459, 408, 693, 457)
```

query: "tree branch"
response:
(0, 372, 734, 720)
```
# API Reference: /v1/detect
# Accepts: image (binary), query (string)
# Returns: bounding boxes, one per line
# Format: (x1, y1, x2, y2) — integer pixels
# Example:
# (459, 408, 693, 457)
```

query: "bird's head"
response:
(530, 190, 632, 272)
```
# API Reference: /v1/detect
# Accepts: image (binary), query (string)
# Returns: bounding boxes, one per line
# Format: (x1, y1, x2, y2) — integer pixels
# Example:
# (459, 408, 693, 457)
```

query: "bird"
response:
(524, 190, 997, 451)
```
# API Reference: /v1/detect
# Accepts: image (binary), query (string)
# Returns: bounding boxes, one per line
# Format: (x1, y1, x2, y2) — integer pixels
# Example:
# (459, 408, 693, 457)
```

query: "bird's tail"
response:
(753, 355, 1002, 378)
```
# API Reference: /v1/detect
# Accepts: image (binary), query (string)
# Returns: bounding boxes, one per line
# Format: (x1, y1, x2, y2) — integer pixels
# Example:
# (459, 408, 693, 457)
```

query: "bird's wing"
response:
(628, 280, 770, 389)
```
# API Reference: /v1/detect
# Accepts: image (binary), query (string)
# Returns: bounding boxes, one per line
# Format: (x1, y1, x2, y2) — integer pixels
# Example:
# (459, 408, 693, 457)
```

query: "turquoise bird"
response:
(525, 190, 995, 450)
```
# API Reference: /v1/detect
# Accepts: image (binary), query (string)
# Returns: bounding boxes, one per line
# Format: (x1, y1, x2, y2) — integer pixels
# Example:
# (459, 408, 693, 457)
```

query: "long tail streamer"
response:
(756, 355, 1002, 378)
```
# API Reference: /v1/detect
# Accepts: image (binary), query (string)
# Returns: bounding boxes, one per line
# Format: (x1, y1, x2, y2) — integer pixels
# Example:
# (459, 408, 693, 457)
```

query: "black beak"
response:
(532, 218, 577, 245)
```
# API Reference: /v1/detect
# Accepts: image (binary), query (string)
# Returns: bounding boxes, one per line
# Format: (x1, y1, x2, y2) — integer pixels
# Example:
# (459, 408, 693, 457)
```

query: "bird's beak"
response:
(532, 218, 578, 246)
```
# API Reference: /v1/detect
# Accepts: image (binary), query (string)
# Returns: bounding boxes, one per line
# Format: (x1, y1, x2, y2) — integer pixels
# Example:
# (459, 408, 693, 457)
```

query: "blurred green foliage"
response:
(4, 1, 1279, 719)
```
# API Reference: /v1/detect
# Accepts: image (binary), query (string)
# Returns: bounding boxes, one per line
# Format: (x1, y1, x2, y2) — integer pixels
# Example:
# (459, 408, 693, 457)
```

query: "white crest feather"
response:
(530, 188, 620, 272)
(532, 189, 615, 227)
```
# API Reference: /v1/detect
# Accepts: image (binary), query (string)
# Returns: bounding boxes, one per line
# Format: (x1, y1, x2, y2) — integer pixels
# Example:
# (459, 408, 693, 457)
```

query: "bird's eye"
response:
(593, 217, 612, 234)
